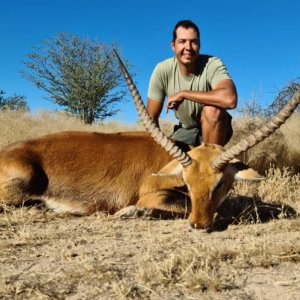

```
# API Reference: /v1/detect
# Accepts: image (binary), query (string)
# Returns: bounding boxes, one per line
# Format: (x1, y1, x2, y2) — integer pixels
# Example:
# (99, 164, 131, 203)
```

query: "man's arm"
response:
(147, 98, 164, 127)
(166, 79, 238, 112)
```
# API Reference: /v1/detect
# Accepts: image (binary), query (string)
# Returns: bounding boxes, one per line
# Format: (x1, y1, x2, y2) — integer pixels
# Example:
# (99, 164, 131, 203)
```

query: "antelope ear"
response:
(226, 160, 265, 181)
(152, 160, 183, 177)
(235, 167, 265, 181)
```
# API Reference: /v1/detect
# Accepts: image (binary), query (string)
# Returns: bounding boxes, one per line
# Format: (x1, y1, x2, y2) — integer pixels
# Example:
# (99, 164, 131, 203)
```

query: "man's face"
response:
(171, 26, 200, 66)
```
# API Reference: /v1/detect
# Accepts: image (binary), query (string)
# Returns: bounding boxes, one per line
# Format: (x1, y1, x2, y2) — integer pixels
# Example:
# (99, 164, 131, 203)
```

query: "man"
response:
(147, 20, 237, 146)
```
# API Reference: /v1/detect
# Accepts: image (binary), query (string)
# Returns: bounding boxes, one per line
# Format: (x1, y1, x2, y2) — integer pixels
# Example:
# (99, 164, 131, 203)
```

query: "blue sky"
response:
(1, 0, 299, 124)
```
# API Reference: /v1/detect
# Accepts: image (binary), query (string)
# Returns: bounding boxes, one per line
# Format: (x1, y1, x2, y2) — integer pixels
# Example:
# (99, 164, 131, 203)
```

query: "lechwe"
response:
(0, 51, 299, 229)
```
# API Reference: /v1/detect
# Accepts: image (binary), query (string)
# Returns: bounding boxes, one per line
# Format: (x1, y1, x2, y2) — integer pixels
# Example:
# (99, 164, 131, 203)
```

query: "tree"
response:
(21, 33, 129, 124)
(0, 90, 29, 111)
(265, 77, 300, 118)
(238, 78, 300, 119)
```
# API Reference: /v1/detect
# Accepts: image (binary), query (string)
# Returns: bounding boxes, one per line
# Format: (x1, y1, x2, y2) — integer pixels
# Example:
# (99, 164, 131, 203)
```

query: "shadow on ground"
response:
(213, 196, 297, 231)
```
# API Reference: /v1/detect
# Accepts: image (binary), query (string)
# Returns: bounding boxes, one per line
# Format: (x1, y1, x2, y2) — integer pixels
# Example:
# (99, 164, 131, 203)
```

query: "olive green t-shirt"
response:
(147, 55, 232, 129)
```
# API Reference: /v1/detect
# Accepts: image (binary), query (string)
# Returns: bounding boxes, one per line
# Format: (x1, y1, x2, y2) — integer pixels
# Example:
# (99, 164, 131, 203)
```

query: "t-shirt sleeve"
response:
(147, 63, 166, 102)
(207, 57, 232, 87)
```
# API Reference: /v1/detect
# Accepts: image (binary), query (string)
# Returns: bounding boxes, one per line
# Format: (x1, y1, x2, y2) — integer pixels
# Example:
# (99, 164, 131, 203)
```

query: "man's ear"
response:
(171, 41, 175, 52)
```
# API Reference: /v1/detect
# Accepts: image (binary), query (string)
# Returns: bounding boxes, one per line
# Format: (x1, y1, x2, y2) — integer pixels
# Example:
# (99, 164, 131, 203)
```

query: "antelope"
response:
(0, 51, 299, 229)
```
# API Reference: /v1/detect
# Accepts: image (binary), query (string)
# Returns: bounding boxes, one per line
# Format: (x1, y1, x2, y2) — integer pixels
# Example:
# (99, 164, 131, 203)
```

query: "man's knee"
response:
(201, 106, 225, 125)
(201, 106, 233, 145)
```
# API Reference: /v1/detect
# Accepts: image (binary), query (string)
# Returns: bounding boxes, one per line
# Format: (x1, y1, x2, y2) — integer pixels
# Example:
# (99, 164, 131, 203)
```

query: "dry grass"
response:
(230, 113, 300, 174)
(0, 110, 299, 299)
(0, 110, 144, 149)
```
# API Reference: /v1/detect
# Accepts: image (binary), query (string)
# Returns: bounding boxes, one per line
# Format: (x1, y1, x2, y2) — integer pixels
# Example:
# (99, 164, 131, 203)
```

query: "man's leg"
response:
(201, 106, 233, 146)
(170, 126, 201, 147)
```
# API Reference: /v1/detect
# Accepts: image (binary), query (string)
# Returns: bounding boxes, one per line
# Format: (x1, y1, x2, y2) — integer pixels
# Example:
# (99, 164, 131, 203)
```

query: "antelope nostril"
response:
(189, 223, 200, 230)
(188, 222, 210, 232)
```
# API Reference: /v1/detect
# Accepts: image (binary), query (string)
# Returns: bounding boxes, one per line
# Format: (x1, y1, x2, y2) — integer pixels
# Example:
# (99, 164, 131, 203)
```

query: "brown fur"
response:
(0, 131, 263, 228)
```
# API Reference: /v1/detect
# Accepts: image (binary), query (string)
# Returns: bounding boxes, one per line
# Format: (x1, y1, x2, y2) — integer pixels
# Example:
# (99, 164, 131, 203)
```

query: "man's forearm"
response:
(180, 88, 237, 109)
(166, 79, 238, 110)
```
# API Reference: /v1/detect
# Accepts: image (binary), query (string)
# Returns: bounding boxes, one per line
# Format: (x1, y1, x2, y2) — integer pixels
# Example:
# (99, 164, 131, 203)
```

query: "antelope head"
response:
(114, 50, 300, 229)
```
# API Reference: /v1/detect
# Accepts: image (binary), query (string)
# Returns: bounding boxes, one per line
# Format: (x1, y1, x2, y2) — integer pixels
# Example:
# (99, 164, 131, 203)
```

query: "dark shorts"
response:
(170, 112, 233, 147)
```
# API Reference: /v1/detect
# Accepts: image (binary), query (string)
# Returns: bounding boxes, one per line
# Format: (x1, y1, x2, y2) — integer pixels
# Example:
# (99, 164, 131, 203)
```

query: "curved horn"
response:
(211, 89, 300, 171)
(113, 49, 192, 167)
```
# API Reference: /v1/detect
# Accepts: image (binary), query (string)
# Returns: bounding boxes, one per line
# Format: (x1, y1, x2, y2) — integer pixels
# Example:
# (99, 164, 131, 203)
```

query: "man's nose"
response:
(185, 41, 192, 50)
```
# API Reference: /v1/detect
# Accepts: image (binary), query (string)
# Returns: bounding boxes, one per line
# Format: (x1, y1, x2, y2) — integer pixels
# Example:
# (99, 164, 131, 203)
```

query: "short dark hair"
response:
(172, 20, 200, 42)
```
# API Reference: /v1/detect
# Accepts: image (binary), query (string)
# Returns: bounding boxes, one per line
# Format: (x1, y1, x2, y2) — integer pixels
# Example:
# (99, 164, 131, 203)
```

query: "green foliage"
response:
(21, 33, 129, 124)
(0, 90, 29, 111)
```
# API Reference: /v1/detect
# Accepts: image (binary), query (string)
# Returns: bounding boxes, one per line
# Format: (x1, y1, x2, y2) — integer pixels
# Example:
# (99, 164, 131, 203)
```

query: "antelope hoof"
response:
(113, 205, 139, 219)
(114, 206, 155, 219)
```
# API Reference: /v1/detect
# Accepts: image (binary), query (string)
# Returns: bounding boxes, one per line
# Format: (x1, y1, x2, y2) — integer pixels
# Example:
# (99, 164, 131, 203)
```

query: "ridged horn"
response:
(211, 89, 300, 171)
(113, 49, 192, 167)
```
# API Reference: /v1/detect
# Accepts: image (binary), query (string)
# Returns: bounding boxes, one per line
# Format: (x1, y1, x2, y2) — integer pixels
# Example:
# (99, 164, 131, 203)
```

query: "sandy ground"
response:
(0, 197, 299, 300)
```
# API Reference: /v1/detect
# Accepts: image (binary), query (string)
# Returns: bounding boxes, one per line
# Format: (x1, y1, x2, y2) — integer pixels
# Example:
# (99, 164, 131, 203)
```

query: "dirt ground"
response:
(0, 194, 299, 300)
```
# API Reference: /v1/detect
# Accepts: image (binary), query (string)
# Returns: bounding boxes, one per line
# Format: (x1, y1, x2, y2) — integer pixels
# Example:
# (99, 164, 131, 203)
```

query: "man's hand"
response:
(166, 92, 184, 113)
